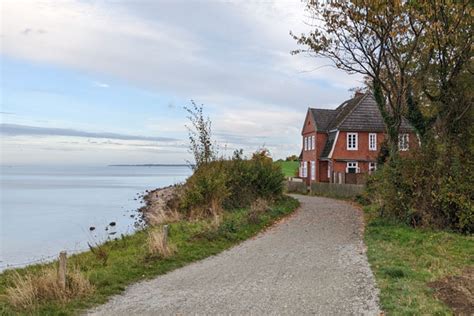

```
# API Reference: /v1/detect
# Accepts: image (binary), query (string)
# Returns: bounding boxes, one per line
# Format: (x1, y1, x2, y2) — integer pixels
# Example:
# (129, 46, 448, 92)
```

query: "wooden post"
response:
(163, 225, 169, 246)
(58, 251, 67, 290)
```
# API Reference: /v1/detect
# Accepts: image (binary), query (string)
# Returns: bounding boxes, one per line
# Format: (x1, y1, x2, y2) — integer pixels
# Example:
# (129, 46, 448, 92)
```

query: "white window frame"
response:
(302, 161, 307, 178)
(327, 163, 331, 178)
(346, 161, 359, 173)
(347, 133, 358, 150)
(398, 133, 409, 151)
(369, 133, 377, 151)
(304, 137, 307, 151)
(311, 161, 316, 180)
(311, 135, 315, 151)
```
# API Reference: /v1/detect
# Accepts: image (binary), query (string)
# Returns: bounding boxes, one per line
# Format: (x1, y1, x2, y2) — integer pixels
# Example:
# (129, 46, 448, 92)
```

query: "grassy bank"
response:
(364, 205, 474, 314)
(275, 161, 298, 177)
(0, 196, 299, 315)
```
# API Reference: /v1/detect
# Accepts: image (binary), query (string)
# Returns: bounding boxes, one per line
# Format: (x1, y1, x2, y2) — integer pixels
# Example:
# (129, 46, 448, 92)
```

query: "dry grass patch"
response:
(148, 209, 182, 226)
(147, 227, 176, 258)
(247, 198, 270, 224)
(429, 267, 474, 316)
(4, 266, 93, 311)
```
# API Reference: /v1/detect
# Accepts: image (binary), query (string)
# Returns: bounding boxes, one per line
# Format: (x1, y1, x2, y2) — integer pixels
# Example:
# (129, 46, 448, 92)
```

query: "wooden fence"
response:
(286, 180, 364, 198)
(310, 182, 364, 198)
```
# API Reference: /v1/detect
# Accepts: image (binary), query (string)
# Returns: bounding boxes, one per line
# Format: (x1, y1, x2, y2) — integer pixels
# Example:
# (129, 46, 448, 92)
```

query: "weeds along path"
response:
(88, 195, 380, 315)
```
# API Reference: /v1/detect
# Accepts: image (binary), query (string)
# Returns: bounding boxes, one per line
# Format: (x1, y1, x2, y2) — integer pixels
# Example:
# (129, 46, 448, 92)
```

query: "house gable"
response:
(301, 109, 316, 135)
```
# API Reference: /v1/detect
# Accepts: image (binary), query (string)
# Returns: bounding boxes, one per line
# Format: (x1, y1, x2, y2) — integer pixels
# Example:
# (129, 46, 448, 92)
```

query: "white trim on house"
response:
(311, 135, 315, 150)
(346, 161, 359, 173)
(328, 130, 340, 158)
(347, 132, 358, 150)
(369, 133, 377, 151)
(311, 161, 316, 180)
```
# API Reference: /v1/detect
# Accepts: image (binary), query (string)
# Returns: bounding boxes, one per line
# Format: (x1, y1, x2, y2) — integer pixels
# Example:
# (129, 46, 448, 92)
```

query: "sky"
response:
(0, 0, 362, 166)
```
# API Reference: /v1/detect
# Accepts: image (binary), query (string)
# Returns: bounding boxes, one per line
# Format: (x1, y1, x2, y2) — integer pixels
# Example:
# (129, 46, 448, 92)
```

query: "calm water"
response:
(0, 165, 191, 271)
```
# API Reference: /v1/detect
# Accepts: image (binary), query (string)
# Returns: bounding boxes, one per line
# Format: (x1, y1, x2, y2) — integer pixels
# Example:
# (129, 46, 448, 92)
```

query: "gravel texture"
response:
(88, 195, 380, 315)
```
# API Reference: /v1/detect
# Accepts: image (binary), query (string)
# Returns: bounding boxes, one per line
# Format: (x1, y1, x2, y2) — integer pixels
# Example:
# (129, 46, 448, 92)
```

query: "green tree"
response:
(292, 1, 425, 158)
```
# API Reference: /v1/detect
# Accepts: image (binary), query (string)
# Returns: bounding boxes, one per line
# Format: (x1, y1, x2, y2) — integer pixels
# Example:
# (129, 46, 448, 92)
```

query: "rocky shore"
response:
(138, 185, 181, 225)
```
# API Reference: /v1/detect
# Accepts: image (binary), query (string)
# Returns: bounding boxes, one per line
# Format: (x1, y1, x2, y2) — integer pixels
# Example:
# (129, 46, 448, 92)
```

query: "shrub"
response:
(367, 140, 473, 233)
(177, 149, 285, 219)
(179, 161, 229, 219)
(5, 267, 93, 310)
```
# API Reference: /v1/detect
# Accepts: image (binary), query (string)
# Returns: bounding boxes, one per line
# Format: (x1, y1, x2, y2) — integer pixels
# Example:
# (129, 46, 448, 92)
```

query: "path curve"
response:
(88, 195, 380, 315)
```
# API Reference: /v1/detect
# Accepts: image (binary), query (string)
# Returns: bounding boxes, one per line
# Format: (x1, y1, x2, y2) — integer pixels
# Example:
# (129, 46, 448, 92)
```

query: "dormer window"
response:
(347, 133, 358, 150)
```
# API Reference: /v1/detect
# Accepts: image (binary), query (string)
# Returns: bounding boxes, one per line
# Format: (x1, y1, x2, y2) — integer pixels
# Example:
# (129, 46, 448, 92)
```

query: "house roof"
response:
(309, 109, 337, 131)
(320, 131, 338, 159)
(309, 92, 414, 132)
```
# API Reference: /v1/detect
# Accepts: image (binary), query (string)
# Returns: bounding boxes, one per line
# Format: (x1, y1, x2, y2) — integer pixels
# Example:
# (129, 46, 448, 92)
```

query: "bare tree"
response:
(184, 101, 217, 169)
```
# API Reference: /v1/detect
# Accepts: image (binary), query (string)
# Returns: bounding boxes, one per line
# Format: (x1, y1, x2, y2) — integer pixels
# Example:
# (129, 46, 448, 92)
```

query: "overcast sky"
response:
(0, 0, 362, 166)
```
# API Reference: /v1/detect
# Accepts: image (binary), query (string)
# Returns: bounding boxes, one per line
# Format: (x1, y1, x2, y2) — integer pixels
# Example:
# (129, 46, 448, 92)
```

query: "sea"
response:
(0, 165, 191, 271)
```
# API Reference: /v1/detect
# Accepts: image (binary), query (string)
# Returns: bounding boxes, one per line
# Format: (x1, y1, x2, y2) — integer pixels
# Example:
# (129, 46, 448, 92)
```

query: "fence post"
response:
(58, 251, 67, 290)
(163, 225, 169, 246)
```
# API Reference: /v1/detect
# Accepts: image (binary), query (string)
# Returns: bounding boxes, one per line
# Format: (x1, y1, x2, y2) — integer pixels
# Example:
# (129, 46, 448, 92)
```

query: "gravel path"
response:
(88, 195, 380, 315)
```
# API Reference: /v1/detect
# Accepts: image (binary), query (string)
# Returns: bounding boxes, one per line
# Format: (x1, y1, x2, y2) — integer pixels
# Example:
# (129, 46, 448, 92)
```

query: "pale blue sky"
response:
(1, 0, 361, 165)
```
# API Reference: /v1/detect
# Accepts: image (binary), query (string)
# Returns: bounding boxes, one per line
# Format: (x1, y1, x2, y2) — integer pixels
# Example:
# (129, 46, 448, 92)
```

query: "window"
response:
(311, 161, 316, 180)
(369, 133, 377, 151)
(347, 133, 358, 150)
(304, 137, 307, 151)
(399, 133, 409, 151)
(311, 136, 315, 150)
(369, 162, 377, 173)
(302, 161, 307, 177)
(346, 162, 359, 173)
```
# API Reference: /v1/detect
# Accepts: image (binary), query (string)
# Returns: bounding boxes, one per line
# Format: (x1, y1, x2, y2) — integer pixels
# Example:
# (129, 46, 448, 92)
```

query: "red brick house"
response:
(299, 92, 416, 184)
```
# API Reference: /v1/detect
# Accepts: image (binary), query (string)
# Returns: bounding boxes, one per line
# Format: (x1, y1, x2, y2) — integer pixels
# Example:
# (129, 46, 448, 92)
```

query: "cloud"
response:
(0, 0, 363, 163)
(0, 124, 178, 142)
(93, 81, 110, 88)
(1, 0, 360, 111)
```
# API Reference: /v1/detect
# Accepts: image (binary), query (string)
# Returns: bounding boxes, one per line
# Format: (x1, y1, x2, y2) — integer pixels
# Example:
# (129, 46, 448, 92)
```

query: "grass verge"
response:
(0, 196, 299, 315)
(274, 161, 298, 177)
(364, 205, 474, 315)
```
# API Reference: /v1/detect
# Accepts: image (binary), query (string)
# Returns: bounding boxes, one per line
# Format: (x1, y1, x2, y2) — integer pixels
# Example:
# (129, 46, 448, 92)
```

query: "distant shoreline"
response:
(109, 164, 192, 167)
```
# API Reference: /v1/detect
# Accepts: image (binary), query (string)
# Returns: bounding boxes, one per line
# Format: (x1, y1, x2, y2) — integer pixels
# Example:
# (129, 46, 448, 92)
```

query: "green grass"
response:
(364, 205, 474, 315)
(0, 196, 299, 315)
(275, 161, 299, 177)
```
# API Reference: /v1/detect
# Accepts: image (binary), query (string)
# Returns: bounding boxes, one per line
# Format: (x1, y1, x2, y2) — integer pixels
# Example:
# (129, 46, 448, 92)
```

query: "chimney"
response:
(354, 91, 365, 98)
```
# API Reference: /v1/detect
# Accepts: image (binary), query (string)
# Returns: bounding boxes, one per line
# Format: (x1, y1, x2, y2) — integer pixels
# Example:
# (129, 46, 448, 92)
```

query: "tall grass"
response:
(4, 266, 93, 311)
(147, 227, 176, 258)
